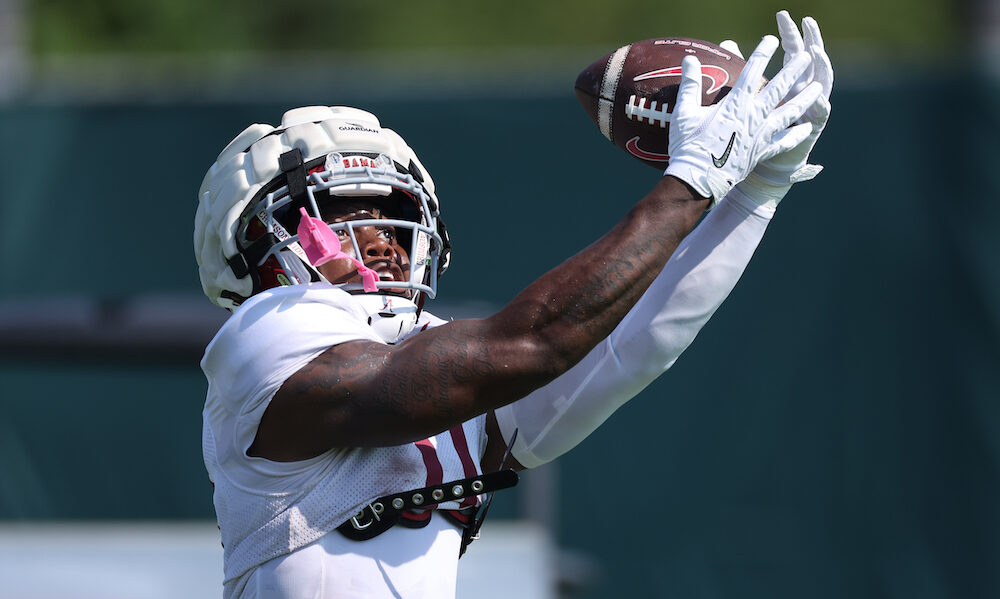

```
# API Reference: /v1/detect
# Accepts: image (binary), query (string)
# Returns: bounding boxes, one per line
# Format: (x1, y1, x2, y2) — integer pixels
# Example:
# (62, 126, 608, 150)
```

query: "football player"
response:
(195, 11, 831, 599)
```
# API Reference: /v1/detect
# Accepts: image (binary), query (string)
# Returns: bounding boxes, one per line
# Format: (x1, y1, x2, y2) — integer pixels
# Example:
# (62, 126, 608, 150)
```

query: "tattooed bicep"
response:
(256, 320, 542, 453)
(286, 340, 393, 401)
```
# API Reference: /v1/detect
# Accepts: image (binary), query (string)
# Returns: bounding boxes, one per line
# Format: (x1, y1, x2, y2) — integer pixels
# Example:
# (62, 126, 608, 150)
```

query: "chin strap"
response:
(352, 295, 421, 344)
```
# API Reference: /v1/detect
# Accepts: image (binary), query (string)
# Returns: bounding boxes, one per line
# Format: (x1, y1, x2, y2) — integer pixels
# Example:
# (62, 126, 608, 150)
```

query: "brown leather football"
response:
(575, 38, 746, 169)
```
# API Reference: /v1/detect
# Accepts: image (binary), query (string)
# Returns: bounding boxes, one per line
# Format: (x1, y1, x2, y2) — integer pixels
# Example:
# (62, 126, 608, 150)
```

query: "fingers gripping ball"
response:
(664, 37, 820, 203)
(574, 37, 748, 169)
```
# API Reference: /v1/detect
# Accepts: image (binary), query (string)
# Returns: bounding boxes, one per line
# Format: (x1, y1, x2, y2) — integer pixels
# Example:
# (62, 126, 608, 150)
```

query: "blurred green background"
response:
(28, 0, 960, 54)
(1, 0, 998, 598)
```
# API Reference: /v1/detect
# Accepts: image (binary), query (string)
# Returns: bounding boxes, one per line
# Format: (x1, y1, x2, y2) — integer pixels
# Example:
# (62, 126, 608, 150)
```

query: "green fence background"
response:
(1, 64, 998, 598)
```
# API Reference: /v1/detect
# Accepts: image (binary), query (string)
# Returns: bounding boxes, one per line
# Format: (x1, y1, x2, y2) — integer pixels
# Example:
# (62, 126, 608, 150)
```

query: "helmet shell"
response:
(194, 106, 448, 311)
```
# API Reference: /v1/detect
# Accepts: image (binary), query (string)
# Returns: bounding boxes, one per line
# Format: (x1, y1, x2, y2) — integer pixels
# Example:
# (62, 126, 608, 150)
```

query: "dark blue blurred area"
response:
(0, 66, 997, 598)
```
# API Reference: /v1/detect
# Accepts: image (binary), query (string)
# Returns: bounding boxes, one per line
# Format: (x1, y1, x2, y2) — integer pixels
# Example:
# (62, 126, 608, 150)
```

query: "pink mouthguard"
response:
(297, 207, 379, 292)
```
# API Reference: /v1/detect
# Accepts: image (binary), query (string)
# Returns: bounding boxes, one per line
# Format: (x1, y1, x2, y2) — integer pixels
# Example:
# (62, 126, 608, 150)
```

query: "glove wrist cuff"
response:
(724, 185, 778, 217)
(732, 173, 790, 211)
(754, 162, 823, 187)
(663, 157, 711, 200)
(664, 157, 736, 207)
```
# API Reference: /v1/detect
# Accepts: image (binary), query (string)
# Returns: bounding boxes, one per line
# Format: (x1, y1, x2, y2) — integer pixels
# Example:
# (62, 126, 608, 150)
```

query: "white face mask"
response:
(351, 294, 420, 344)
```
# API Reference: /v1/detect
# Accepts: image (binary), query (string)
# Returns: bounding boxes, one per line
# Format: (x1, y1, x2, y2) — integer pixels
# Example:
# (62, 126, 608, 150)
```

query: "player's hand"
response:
(733, 11, 834, 209)
(663, 35, 822, 207)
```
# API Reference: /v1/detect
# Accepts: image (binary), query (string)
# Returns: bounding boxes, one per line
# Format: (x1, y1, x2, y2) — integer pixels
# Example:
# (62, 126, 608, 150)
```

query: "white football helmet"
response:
(194, 107, 451, 332)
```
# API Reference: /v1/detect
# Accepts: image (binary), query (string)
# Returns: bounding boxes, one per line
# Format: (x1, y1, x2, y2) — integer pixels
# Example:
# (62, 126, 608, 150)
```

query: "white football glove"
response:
(664, 35, 822, 207)
(733, 11, 834, 209)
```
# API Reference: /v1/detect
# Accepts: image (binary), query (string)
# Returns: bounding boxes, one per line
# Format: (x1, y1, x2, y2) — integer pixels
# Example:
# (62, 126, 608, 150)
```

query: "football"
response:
(575, 38, 746, 169)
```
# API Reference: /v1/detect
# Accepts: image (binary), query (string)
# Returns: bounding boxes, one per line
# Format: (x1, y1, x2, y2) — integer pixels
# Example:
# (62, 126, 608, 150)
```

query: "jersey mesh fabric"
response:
(200, 284, 487, 598)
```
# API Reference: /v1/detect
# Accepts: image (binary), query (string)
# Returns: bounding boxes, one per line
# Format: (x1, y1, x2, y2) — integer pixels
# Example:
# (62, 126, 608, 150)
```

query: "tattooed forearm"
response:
(507, 182, 705, 362)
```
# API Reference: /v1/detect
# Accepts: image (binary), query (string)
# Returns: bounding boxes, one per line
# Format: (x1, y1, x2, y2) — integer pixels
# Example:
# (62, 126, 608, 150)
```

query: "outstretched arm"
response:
(251, 176, 708, 459)
(490, 11, 835, 469)
(492, 188, 774, 469)
(249, 34, 818, 461)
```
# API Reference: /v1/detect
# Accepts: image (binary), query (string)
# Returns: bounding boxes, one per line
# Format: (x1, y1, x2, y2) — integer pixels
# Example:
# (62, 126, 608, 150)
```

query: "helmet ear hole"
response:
(255, 255, 288, 290)
(257, 254, 314, 289)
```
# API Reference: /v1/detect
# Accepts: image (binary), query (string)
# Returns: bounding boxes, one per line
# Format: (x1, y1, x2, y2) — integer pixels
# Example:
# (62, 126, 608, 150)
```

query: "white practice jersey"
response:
(201, 284, 487, 599)
(201, 191, 777, 599)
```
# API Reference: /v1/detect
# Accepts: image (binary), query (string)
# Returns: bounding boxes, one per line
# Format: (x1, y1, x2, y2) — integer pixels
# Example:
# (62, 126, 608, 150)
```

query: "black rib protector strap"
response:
(336, 469, 519, 541)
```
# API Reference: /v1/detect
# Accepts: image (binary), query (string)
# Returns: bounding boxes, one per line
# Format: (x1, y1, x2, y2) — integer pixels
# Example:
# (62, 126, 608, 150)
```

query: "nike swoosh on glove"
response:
(663, 34, 822, 208)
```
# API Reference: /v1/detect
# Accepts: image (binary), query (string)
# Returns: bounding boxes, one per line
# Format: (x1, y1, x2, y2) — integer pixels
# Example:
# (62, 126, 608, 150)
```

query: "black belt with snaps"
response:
(336, 469, 519, 543)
